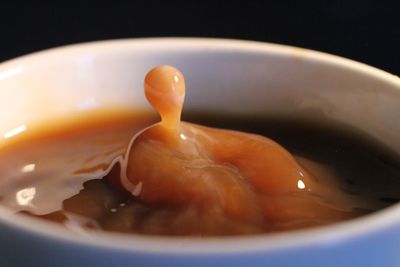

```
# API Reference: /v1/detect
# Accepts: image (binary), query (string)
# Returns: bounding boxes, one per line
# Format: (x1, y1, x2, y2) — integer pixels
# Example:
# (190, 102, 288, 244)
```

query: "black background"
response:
(0, 1, 399, 75)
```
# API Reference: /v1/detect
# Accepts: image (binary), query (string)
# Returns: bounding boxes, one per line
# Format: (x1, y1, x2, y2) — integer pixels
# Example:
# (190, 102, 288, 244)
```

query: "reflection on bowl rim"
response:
(0, 38, 399, 255)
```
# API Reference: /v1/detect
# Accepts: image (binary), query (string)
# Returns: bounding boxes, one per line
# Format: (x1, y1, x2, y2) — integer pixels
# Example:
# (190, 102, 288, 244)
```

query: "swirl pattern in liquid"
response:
(123, 65, 360, 231)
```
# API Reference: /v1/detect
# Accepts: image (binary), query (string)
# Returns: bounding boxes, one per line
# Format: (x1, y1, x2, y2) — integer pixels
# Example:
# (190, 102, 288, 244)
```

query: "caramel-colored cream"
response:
(123, 65, 353, 226)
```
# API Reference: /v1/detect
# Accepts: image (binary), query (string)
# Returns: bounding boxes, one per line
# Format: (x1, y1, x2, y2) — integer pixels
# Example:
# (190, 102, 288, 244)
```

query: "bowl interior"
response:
(1, 39, 399, 151)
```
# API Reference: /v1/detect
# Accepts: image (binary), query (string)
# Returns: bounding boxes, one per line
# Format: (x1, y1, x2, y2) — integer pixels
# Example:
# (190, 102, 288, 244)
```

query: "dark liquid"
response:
(4, 112, 400, 236)
(186, 114, 400, 208)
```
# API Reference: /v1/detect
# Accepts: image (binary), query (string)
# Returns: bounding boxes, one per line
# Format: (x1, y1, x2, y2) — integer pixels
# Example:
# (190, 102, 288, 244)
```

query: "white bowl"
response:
(0, 38, 399, 267)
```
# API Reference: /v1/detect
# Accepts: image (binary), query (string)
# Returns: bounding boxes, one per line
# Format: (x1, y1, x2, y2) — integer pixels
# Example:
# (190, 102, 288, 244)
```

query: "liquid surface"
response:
(9, 113, 400, 236)
(1, 65, 400, 236)
(0, 110, 157, 214)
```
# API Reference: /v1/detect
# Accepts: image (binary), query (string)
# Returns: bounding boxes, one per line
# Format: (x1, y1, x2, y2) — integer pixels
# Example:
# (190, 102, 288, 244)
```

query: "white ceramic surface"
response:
(0, 38, 399, 266)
